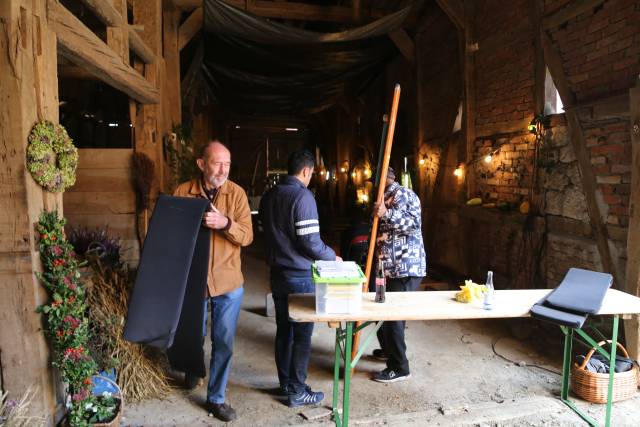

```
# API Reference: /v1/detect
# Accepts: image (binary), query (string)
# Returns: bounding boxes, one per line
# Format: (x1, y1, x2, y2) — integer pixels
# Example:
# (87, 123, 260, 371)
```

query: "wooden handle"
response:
(363, 84, 401, 288)
(577, 340, 630, 370)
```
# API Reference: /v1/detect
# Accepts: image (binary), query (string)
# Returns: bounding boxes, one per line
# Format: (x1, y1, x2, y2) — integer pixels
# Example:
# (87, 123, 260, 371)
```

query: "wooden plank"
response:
(436, 0, 465, 30)
(289, 289, 640, 323)
(77, 0, 155, 63)
(63, 192, 136, 214)
(76, 148, 133, 169)
(462, 0, 475, 197)
(129, 27, 155, 64)
(542, 0, 605, 30)
(71, 168, 133, 192)
(48, 0, 160, 103)
(65, 213, 137, 239)
(388, 29, 415, 66)
(179, 0, 398, 23)
(178, 7, 202, 51)
(0, 0, 63, 420)
(543, 31, 620, 285)
(625, 83, 640, 296)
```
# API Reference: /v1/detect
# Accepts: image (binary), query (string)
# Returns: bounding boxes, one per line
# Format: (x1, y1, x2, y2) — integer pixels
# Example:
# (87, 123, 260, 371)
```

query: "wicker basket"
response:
(571, 340, 638, 404)
(92, 375, 123, 427)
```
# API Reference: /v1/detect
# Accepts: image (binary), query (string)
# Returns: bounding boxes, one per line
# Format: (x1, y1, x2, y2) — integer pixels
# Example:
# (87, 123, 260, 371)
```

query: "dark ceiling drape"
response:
(191, 0, 410, 114)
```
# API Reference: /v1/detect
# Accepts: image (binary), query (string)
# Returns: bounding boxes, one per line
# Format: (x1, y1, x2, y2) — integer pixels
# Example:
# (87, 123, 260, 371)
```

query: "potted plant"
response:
(35, 211, 122, 427)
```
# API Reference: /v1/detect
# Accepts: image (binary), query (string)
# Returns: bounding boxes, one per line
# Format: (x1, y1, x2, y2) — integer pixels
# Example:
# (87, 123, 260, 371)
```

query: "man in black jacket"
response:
(259, 149, 341, 407)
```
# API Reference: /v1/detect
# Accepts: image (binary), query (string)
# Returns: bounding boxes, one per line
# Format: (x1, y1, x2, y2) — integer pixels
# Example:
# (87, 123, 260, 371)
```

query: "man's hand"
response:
(373, 201, 387, 218)
(203, 205, 230, 230)
(335, 256, 343, 261)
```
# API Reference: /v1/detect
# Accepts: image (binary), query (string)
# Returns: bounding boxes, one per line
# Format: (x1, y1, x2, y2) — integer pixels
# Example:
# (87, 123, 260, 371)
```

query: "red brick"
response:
(593, 165, 611, 174)
(609, 205, 629, 215)
(603, 194, 621, 205)
(590, 144, 625, 155)
(614, 184, 630, 195)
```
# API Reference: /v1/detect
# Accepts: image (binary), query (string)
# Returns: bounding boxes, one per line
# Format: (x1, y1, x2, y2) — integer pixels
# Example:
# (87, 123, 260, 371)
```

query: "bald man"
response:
(173, 140, 253, 421)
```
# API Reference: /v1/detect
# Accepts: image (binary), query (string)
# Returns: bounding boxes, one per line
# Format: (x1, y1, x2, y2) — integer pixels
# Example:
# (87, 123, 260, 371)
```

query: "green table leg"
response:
(604, 315, 619, 427)
(343, 322, 354, 427)
(559, 316, 620, 427)
(332, 325, 342, 427)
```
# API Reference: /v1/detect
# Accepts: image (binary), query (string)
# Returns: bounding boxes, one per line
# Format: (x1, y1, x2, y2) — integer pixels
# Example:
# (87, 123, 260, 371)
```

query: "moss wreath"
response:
(27, 121, 78, 193)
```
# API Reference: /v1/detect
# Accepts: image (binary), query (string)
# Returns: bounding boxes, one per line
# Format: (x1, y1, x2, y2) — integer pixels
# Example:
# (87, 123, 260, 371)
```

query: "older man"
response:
(173, 140, 253, 421)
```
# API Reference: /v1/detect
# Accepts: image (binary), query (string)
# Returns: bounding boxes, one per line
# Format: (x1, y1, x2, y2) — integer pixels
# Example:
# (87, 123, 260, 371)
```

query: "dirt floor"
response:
(124, 240, 640, 427)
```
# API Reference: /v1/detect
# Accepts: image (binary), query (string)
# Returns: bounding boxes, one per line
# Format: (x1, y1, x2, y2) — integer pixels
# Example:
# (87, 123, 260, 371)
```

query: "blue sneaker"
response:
(287, 387, 324, 407)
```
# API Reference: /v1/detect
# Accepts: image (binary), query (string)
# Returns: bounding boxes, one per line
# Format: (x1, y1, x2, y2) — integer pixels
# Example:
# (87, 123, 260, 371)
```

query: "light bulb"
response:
(364, 168, 371, 177)
(351, 171, 356, 179)
(319, 170, 325, 175)
(484, 155, 492, 163)
(454, 167, 463, 178)
(419, 158, 426, 166)
(340, 167, 346, 173)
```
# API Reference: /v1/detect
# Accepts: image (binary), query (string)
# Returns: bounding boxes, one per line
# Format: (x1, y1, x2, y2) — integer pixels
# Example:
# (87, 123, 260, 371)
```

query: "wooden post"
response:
(0, 0, 63, 423)
(624, 80, 640, 362)
(462, 0, 475, 199)
(163, 2, 182, 191)
(542, 32, 621, 286)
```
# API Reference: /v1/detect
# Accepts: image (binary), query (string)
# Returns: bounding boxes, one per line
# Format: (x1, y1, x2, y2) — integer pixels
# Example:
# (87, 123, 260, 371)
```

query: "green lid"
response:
(312, 263, 366, 284)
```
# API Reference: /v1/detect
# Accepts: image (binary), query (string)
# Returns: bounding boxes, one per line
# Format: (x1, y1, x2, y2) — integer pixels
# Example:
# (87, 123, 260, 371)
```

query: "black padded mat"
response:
(545, 268, 612, 314)
(530, 303, 587, 329)
(124, 195, 210, 353)
(167, 225, 210, 377)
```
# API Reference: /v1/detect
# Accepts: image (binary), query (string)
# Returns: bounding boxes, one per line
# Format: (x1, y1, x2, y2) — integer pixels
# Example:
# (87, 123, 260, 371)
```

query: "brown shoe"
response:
(206, 402, 237, 422)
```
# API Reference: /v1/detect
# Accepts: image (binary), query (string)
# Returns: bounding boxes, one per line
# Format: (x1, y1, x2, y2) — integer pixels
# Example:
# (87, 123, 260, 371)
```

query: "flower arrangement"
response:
(35, 211, 119, 426)
(26, 121, 78, 193)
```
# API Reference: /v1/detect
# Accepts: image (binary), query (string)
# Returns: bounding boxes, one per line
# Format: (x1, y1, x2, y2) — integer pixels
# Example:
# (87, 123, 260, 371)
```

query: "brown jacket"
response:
(173, 178, 253, 297)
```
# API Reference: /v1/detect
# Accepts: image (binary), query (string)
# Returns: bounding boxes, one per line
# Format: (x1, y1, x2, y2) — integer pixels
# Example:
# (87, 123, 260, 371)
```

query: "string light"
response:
(484, 154, 492, 163)
(418, 158, 426, 166)
(340, 167, 346, 173)
(364, 168, 371, 178)
(351, 171, 356, 179)
(454, 164, 464, 178)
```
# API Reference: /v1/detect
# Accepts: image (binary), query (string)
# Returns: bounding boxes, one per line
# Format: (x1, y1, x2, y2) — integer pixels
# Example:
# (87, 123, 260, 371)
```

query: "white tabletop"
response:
(288, 289, 640, 323)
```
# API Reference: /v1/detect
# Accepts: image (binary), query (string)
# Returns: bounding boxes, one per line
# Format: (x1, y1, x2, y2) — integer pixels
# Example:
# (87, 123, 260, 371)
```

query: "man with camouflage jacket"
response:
(371, 166, 426, 383)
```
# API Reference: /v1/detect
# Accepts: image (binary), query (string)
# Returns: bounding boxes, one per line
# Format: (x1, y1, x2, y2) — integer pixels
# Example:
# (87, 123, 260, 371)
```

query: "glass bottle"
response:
(375, 260, 386, 303)
(483, 270, 494, 310)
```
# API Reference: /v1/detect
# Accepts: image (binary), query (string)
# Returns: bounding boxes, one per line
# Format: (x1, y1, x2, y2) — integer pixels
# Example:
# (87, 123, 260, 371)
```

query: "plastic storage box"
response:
(312, 263, 366, 314)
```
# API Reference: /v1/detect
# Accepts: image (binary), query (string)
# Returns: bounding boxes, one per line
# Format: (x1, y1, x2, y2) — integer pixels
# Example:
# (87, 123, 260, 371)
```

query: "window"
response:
(544, 67, 564, 115)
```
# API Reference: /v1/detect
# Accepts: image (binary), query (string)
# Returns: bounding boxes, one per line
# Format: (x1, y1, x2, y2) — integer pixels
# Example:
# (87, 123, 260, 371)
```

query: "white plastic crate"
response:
(312, 263, 365, 314)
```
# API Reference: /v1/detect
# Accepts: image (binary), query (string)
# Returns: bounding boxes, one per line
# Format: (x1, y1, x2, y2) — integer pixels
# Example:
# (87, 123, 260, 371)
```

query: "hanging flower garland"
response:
(36, 211, 119, 426)
(26, 121, 78, 193)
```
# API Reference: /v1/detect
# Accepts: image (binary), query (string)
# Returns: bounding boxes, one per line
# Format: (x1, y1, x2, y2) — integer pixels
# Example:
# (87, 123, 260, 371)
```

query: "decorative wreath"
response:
(26, 121, 78, 193)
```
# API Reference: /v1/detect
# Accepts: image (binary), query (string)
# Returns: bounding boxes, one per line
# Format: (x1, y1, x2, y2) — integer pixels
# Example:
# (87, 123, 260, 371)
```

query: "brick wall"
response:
(546, 0, 640, 102)
(475, 0, 536, 131)
(428, 0, 637, 289)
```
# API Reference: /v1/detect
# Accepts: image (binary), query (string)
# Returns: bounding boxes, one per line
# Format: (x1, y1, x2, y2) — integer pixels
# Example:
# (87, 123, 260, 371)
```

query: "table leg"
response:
(604, 315, 619, 427)
(343, 322, 354, 427)
(332, 326, 342, 426)
(561, 326, 573, 401)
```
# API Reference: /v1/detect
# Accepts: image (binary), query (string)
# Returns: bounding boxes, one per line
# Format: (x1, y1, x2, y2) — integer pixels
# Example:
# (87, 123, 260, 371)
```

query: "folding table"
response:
(288, 289, 640, 427)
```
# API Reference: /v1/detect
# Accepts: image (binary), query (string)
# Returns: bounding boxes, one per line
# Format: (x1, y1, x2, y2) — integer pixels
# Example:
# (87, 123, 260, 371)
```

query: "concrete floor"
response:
(124, 240, 640, 427)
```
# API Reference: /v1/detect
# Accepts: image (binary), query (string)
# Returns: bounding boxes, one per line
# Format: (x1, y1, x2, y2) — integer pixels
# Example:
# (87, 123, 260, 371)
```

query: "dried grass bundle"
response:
(86, 260, 172, 402)
(0, 387, 45, 427)
(132, 153, 155, 210)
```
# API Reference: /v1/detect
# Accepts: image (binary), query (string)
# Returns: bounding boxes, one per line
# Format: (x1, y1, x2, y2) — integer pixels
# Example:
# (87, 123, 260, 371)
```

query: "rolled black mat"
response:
(124, 195, 210, 376)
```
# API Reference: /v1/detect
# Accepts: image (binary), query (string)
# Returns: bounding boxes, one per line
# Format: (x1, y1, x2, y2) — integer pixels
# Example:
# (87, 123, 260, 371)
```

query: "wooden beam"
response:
(542, 31, 620, 285)
(129, 28, 156, 63)
(77, 0, 155, 63)
(624, 80, 640, 366)
(542, 0, 605, 30)
(388, 29, 415, 66)
(625, 82, 640, 296)
(462, 0, 475, 197)
(436, 0, 465, 30)
(178, 7, 203, 51)
(178, 0, 397, 23)
(48, 0, 159, 104)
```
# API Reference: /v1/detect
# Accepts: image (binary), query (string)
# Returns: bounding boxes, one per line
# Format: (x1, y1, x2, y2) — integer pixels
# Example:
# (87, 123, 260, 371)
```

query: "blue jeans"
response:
(202, 287, 244, 404)
(271, 270, 315, 394)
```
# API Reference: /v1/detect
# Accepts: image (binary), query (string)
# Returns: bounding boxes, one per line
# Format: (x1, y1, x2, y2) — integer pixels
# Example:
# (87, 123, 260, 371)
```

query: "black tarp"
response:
(124, 195, 210, 376)
(187, 0, 412, 114)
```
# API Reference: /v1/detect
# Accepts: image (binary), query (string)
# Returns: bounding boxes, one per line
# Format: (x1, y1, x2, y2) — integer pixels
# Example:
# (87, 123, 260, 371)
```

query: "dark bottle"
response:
(375, 260, 386, 303)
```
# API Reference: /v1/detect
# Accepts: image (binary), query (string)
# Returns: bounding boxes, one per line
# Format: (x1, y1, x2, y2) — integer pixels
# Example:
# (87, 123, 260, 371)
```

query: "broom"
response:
(132, 152, 155, 242)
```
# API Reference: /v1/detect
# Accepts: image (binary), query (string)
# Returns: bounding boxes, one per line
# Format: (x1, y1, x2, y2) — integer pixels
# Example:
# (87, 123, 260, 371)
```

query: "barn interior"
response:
(1, 0, 640, 425)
